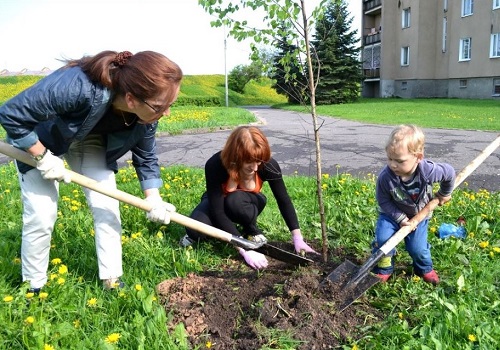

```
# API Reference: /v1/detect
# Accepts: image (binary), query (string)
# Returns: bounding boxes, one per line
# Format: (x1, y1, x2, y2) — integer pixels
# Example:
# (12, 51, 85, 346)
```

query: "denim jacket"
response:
(376, 160, 455, 223)
(0, 66, 162, 191)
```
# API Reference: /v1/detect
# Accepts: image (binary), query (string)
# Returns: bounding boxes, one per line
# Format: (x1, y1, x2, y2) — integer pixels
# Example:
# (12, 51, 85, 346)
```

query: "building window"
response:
(459, 79, 468, 88)
(401, 81, 408, 90)
(459, 38, 471, 61)
(493, 79, 500, 96)
(462, 0, 473, 16)
(401, 47, 410, 66)
(494, 0, 500, 10)
(492, 34, 500, 57)
(402, 8, 411, 28)
(442, 17, 447, 52)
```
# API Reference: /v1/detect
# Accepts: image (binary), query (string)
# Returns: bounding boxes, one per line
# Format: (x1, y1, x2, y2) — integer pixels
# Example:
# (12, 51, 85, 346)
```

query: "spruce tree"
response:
(312, 0, 361, 104)
(270, 26, 307, 104)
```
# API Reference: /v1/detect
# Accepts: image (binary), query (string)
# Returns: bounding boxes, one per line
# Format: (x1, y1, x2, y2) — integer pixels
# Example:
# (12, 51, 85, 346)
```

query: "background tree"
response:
(269, 24, 307, 104)
(312, 0, 361, 104)
(199, 0, 333, 261)
(228, 62, 263, 93)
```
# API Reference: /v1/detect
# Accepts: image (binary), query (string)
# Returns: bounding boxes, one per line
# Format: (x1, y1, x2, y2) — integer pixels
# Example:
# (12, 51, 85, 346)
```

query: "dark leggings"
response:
(185, 191, 267, 242)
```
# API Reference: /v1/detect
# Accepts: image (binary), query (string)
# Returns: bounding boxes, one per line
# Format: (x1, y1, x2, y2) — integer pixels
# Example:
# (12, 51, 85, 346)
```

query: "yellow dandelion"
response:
(57, 278, 65, 285)
(39, 292, 49, 300)
(105, 333, 121, 344)
(322, 173, 330, 179)
(25, 316, 35, 324)
(352, 345, 359, 350)
(398, 312, 404, 320)
(164, 183, 171, 190)
(73, 319, 81, 328)
(90, 229, 95, 237)
(468, 334, 477, 342)
(87, 297, 98, 307)
(489, 251, 495, 258)
(412, 276, 421, 282)
(51, 258, 62, 265)
(50, 274, 58, 281)
(119, 291, 126, 298)
(468, 231, 475, 238)
(135, 284, 142, 291)
(321, 184, 327, 190)
(12, 257, 21, 264)
(478, 241, 489, 249)
(58, 264, 68, 274)
(44, 344, 54, 350)
(3, 295, 14, 302)
(26, 292, 35, 299)
(492, 247, 500, 253)
(156, 231, 164, 239)
(206, 340, 213, 348)
(429, 226, 437, 233)
(4, 189, 10, 193)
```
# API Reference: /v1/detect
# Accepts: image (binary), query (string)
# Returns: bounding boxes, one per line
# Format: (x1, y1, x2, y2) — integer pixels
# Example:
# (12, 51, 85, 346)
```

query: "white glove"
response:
(145, 195, 176, 224)
(238, 248, 268, 270)
(292, 232, 317, 255)
(35, 150, 70, 183)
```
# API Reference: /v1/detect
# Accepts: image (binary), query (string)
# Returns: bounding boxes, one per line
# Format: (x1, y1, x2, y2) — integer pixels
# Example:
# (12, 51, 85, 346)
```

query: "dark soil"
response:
(156, 242, 383, 350)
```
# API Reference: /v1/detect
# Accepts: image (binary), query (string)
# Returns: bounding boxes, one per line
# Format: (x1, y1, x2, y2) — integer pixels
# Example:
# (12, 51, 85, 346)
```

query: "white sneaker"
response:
(247, 234, 267, 245)
(103, 278, 124, 290)
(179, 234, 195, 247)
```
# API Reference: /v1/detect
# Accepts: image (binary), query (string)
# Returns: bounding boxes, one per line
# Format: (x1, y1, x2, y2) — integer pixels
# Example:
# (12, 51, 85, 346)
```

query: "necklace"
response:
(120, 110, 137, 126)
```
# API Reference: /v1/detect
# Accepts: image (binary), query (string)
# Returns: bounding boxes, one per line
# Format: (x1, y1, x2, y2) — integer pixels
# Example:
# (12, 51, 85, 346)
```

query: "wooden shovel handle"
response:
(379, 134, 500, 255)
(0, 141, 236, 244)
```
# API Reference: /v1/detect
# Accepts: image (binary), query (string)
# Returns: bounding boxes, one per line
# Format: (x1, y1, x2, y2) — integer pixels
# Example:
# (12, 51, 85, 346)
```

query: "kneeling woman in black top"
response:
(181, 126, 316, 269)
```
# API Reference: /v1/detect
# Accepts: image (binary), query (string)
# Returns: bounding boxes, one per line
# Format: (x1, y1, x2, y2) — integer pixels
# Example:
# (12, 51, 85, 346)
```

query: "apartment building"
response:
(361, 0, 500, 99)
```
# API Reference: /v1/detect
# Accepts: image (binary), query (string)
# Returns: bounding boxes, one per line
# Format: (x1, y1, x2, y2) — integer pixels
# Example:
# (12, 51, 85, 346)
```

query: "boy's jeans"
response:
(372, 213, 433, 276)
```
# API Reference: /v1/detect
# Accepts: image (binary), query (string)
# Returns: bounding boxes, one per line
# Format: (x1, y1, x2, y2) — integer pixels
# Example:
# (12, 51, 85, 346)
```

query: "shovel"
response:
(324, 134, 500, 312)
(0, 141, 313, 266)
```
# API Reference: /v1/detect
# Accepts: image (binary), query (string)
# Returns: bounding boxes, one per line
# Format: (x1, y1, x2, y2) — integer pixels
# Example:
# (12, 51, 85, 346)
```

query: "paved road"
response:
(0, 106, 498, 192)
(148, 106, 499, 192)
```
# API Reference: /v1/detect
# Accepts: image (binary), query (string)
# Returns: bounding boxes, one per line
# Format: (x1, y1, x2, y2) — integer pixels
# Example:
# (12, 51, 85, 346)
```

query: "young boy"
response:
(372, 125, 455, 284)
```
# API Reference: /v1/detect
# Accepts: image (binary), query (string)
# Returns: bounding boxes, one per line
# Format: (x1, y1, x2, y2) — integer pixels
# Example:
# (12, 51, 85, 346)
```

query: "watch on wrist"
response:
(32, 148, 48, 162)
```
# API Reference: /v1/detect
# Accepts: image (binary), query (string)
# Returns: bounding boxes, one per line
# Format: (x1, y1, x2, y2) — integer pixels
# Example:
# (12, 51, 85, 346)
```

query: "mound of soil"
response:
(157, 243, 382, 349)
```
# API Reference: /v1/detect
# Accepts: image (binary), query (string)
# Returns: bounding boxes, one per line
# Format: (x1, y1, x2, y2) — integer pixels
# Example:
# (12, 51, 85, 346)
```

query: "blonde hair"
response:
(221, 126, 271, 182)
(386, 124, 425, 155)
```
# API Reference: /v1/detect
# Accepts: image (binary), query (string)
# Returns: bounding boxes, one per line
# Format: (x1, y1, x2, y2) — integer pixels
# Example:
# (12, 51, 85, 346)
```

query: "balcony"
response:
(363, 68, 380, 79)
(364, 32, 381, 45)
(364, 0, 382, 13)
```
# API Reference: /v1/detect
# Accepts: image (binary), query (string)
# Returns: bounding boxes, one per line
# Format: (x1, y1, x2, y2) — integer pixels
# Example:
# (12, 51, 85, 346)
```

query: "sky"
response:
(0, 0, 361, 75)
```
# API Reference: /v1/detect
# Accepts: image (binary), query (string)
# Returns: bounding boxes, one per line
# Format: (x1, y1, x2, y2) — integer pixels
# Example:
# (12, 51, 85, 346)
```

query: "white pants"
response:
(19, 135, 123, 288)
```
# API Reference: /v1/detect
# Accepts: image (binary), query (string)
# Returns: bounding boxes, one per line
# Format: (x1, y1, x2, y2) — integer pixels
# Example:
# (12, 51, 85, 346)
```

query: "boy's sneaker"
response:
(179, 234, 195, 247)
(422, 270, 439, 285)
(103, 278, 125, 290)
(376, 274, 391, 282)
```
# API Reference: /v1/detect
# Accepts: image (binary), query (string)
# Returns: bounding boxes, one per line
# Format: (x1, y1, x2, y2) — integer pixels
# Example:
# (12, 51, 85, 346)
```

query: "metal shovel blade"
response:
(256, 243, 314, 266)
(323, 260, 380, 312)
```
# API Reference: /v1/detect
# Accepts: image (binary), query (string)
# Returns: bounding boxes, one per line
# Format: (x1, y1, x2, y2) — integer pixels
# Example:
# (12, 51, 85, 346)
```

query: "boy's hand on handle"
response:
(292, 232, 318, 255)
(145, 194, 176, 224)
(35, 150, 71, 183)
(238, 248, 268, 269)
(436, 193, 452, 206)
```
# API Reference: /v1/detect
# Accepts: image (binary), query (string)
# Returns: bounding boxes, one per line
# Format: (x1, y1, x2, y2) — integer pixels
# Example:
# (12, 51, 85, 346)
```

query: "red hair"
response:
(221, 126, 271, 182)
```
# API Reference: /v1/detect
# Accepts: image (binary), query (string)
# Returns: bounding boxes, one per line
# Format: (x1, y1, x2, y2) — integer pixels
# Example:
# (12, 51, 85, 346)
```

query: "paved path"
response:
(0, 107, 498, 191)
(149, 106, 499, 192)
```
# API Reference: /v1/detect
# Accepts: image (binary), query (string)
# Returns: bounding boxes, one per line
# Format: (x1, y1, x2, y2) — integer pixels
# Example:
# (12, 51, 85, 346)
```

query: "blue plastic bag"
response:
(437, 223, 466, 239)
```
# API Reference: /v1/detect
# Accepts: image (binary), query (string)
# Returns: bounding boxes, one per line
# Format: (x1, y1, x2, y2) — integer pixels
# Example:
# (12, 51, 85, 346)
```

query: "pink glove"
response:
(292, 232, 317, 254)
(238, 248, 268, 270)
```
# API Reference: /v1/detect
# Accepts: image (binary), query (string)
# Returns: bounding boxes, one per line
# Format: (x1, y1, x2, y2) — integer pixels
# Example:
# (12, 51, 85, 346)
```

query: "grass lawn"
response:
(0, 76, 499, 349)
